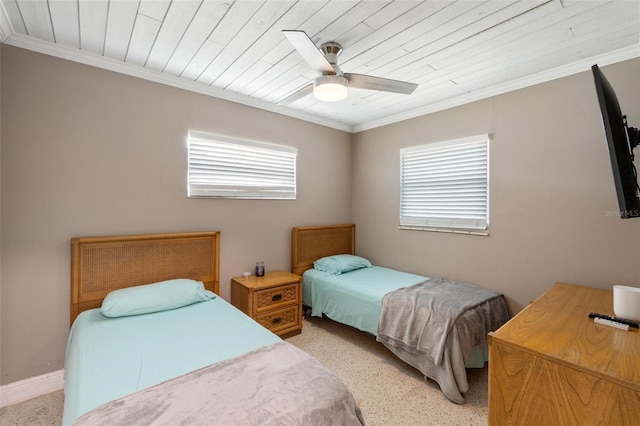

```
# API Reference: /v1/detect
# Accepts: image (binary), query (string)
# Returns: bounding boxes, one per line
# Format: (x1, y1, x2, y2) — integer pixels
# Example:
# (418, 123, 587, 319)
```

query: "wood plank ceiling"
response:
(1, 0, 638, 132)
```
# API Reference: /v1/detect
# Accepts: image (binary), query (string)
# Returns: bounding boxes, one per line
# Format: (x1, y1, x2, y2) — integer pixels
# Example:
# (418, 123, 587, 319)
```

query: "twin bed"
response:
(63, 232, 364, 425)
(63, 224, 509, 424)
(291, 224, 510, 404)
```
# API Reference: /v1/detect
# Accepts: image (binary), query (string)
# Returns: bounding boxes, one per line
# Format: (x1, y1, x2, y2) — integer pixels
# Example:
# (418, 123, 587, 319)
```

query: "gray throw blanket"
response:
(73, 341, 365, 426)
(376, 278, 508, 403)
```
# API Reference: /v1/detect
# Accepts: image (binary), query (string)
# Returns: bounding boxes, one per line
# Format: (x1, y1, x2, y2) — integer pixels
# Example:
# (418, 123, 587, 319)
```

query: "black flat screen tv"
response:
(592, 64, 640, 219)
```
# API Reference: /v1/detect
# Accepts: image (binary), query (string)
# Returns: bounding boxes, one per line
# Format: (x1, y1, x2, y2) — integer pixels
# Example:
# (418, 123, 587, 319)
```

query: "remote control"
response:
(594, 317, 629, 330)
(588, 312, 639, 328)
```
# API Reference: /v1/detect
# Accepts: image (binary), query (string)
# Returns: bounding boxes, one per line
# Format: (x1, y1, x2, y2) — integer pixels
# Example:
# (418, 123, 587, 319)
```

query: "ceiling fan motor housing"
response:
(319, 42, 343, 70)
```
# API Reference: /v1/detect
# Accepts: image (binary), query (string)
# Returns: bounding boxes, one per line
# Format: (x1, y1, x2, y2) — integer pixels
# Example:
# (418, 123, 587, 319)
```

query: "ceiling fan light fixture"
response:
(313, 75, 348, 102)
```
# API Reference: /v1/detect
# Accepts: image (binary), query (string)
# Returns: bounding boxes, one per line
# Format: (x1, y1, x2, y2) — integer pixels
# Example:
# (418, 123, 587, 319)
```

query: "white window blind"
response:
(188, 131, 297, 199)
(400, 135, 489, 234)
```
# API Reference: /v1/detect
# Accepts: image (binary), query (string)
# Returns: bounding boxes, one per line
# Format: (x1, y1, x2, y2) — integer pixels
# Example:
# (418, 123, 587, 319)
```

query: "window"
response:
(188, 131, 297, 199)
(400, 135, 489, 234)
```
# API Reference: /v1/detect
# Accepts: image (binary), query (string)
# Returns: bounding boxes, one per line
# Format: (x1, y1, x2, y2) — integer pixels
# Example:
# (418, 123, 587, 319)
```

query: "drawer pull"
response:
(271, 317, 282, 325)
(272, 294, 283, 302)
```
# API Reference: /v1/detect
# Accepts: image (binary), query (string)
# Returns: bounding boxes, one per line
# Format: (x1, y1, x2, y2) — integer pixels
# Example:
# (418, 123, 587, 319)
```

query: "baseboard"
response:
(0, 369, 64, 408)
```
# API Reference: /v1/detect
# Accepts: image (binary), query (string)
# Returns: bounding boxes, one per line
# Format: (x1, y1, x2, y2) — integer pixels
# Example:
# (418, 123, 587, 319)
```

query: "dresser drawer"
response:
(254, 305, 300, 335)
(253, 283, 298, 314)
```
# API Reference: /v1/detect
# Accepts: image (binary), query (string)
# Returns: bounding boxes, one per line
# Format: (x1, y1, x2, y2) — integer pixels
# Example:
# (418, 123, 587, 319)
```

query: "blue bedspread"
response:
(62, 297, 280, 425)
(303, 266, 427, 335)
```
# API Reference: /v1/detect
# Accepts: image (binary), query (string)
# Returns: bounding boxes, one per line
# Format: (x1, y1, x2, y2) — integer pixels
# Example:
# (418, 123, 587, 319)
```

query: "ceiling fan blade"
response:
(344, 73, 418, 94)
(278, 83, 314, 105)
(283, 30, 335, 75)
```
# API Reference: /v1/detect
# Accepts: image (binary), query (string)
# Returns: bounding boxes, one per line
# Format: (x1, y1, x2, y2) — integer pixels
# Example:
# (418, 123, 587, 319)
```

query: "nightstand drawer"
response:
(254, 305, 299, 334)
(254, 283, 298, 313)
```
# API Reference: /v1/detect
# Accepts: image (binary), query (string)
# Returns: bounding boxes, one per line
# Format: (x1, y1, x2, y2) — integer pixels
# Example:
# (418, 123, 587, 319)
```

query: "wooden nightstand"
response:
(231, 270, 302, 339)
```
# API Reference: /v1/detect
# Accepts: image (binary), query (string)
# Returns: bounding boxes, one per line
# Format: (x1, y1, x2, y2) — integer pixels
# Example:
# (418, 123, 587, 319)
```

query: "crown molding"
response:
(353, 44, 640, 133)
(3, 34, 354, 133)
(3, 32, 639, 134)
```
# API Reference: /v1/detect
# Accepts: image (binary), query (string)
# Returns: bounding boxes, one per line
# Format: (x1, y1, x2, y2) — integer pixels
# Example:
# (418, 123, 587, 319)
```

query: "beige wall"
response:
(0, 46, 352, 384)
(2, 45, 639, 386)
(352, 58, 640, 314)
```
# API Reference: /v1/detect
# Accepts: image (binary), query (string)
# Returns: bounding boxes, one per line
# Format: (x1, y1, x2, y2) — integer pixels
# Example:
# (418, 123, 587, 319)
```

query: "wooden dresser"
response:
(231, 270, 302, 339)
(488, 282, 640, 425)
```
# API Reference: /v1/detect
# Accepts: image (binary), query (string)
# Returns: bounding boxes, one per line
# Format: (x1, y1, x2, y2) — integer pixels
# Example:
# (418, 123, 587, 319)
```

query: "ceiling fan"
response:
(280, 30, 418, 104)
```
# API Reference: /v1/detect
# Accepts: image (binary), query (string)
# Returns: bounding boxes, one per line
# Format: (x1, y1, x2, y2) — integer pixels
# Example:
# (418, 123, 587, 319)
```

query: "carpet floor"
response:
(0, 315, 487, 425)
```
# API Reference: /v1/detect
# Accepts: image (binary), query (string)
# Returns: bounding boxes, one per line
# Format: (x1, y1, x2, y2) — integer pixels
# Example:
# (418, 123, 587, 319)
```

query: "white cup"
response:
(613, 285, 640, 321)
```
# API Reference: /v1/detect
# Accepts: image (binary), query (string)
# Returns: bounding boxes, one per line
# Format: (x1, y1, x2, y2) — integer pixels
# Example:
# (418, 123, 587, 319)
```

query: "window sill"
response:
(398, 226, 490, 236)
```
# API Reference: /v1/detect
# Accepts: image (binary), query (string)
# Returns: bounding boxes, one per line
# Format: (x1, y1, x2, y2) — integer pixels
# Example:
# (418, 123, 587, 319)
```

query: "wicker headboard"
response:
(70, 231, 220, 326)
(291, 224, 355, 276)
